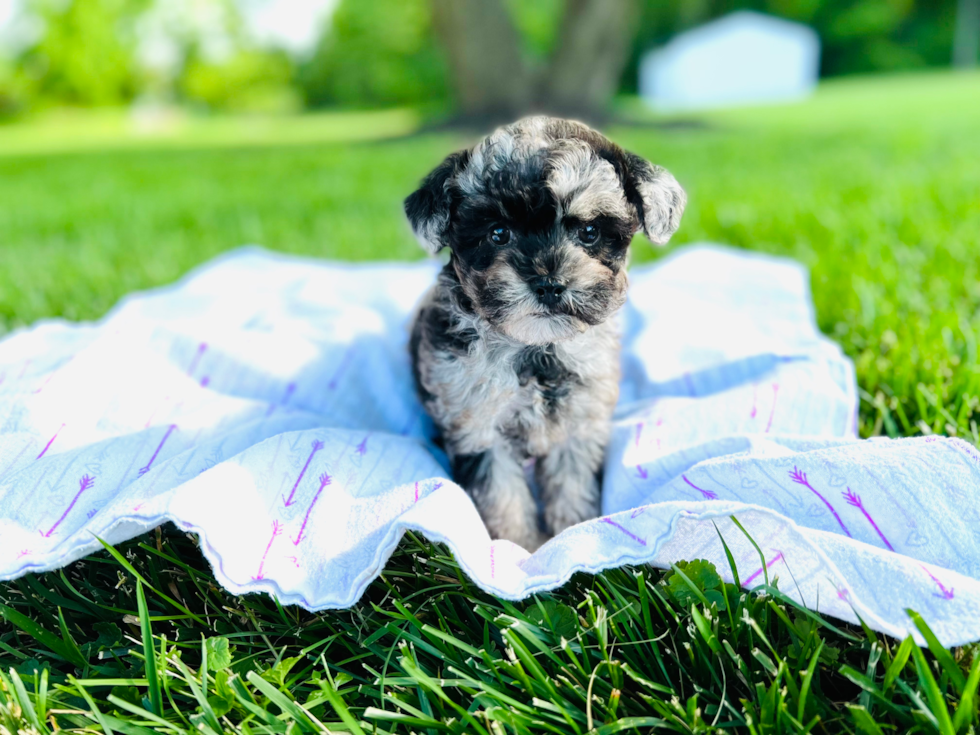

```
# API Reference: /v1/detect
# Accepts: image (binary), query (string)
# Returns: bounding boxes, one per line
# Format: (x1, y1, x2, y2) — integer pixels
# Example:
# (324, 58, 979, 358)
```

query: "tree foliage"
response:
(296, 0, 451, 110)
(180, 48, 299, 113)
(19, 0, 148, 106)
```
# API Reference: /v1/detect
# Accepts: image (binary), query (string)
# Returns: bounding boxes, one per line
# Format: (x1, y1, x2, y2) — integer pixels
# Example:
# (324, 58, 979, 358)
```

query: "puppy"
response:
(405, 116, 685, 550)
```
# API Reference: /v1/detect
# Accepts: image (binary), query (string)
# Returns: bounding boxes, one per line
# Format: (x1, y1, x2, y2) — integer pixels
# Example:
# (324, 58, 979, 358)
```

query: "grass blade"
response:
(0, 603, 86, 668)
(318, 655, 367, 735)
(906, 609, 967, 693)
(6, 668, 45, 733)
(883, 637, 913, 691)
(135, 579, 162, 717)
(909, 643, 955, 735)
(95, 536, 205, 625)
(952, 651, 980, 732)
(730, 515, 769, 587)
(70, 675, 115, 735)
(247, 669, 325, 731)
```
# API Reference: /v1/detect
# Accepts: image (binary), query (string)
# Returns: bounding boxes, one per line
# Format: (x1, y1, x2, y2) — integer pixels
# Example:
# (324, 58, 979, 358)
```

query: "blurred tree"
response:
(296, 0, 451, 110)
(0, 59, 30, 118)
(135, 0, 250, 103)
(953, 0, 979, 66)
(179, 48, 299, 113)
(19, 0, 148, 106)
(431, 0, 638, 121)
(297, 0, 638, 120)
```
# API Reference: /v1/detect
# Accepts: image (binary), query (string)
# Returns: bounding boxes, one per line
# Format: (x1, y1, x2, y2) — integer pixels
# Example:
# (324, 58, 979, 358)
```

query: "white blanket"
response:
(1, 245, 978, 646)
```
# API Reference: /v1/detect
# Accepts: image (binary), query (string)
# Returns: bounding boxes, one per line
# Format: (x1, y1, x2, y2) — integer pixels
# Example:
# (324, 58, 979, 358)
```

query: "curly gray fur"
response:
(405, 116, 685, 549)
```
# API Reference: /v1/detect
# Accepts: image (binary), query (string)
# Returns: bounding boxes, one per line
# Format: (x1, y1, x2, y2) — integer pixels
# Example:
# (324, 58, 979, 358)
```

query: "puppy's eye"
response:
(489, 226, 511, 245)
(578, 224, 599, 244)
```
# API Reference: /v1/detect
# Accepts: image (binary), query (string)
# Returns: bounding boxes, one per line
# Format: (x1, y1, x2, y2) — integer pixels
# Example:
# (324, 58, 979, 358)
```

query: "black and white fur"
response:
(406, 116, 685, 550)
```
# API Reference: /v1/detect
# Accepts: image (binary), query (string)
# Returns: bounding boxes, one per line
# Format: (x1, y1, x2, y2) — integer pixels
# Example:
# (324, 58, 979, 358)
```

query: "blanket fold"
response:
(1, 244, 977, 646)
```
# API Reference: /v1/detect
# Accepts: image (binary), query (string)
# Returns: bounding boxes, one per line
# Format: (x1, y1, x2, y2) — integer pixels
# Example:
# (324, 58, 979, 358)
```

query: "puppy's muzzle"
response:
(529, 276, 566, 308)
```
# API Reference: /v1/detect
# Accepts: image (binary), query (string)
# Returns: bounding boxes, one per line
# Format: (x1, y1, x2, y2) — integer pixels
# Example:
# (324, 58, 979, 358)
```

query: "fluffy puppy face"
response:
(405, 117, 686, 345)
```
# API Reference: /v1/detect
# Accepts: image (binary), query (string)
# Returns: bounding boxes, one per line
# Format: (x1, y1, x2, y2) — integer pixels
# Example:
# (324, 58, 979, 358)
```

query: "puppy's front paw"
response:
(486, 515, 549, 553)
(543, 473, 601, 537)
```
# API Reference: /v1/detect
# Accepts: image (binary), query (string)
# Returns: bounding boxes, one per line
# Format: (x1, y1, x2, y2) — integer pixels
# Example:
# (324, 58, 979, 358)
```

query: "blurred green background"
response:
(0, 0, 976, 118)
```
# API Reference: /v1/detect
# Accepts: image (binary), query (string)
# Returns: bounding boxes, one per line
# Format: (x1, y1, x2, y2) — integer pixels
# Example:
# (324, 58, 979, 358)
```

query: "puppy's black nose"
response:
(530, 277, 566, 306)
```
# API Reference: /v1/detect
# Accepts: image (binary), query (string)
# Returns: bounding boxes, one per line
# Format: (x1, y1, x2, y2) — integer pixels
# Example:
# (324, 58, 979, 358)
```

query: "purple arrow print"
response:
(284, 439, 324, 507)
(187, 342, 207, 377)
(252, 520, 283, 581)
(41, 475, 95, 537)
(842, 488, 893, 550)
(36, 423, 66, 460)
(293, 473, 332, 545)
(920, 565, 955, 600)
(788, 466, 851, 537)
(601, 517, 647, 546)
(139, 424, 178, 476)
(682, 475, 718, 500)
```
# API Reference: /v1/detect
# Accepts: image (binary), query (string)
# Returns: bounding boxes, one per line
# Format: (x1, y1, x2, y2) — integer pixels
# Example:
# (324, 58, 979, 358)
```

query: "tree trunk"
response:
(431, 0, 639, 124)
(430, 0, 533, 121)
(953, 0, 980, 67)
(541, 0, 638, 119)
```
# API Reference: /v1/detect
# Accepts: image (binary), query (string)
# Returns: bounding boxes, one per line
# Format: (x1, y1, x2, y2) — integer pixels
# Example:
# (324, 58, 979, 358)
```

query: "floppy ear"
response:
(404, 149, 470, 255)
(624, 153, 686, 246)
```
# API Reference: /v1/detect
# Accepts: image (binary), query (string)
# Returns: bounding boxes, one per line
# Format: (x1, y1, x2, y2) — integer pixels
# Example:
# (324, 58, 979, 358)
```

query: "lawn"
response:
(1, 70, 980, 733)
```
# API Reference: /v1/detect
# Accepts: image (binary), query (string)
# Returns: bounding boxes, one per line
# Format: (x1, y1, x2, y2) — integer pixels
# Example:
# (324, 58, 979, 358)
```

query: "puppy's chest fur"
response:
(411, 281, 620, 459)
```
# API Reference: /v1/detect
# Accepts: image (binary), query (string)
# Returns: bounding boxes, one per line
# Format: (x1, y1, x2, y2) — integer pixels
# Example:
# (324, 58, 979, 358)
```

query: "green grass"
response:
(0, 107, 422, 157)
(2, 70, 980, 733)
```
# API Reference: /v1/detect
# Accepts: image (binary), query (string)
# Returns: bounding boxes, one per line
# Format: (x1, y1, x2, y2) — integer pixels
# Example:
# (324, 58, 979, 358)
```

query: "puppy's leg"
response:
(537, 434, 604, 536)
(453, 441, 545, 551)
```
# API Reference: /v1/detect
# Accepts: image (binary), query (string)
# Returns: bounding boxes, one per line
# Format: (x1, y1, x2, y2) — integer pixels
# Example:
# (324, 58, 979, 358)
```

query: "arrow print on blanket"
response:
(283, 439, 324, 507)
(788, 467, 851, 537)
(601, 517, 647, 546)
(36, 423, 66, 460)
(139, 424, 178, 476)
(253, 520, 283, 581)
(41, 474, 95, 537)
(293, 473, 332, 545)
(843, 488, 894, 551)
(682, 475, 718, 500)
(186, 342, 208, 377)
(920, 565, 955, 600)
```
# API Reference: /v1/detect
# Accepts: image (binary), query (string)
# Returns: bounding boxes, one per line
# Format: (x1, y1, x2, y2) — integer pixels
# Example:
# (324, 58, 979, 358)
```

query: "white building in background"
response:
(639, 11, 820, 111)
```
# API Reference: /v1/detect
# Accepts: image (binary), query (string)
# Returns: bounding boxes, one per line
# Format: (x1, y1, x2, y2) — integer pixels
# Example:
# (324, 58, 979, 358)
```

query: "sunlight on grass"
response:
(619, 69, 980, 132)
(0, 107, 422, 157)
